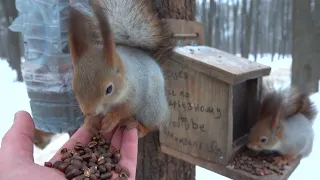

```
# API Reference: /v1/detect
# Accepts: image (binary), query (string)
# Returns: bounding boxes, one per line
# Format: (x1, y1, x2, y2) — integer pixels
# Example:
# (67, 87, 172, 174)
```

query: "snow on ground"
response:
(0, 54, 318, 179)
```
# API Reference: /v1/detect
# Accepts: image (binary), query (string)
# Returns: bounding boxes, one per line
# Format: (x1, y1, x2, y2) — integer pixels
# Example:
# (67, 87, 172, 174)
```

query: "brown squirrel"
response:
(33, 0, 174, 148)
(247, 79, 317, 168)
(67, 0, 171, 137)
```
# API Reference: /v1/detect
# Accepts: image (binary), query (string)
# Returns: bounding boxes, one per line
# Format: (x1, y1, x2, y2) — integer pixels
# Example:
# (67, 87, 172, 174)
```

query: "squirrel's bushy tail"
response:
(261, 78, 318, 123)
(70, 0, 174, 63)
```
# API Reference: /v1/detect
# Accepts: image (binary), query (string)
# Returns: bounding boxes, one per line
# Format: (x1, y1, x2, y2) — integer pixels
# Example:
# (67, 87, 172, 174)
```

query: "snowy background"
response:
(0, 54, 319, 179)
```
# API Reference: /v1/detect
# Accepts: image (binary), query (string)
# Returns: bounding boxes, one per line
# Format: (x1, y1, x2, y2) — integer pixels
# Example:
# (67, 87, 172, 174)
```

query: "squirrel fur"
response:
(259, 79, 317, 123)
(70, 0, 174, 63)
(68, 0, 170, 137)
(247, 79, 318, 168)
(33, 0, 173, 148)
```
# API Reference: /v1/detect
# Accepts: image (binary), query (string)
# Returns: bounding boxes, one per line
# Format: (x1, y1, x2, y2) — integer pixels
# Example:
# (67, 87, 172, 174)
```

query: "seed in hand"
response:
(46, 132, 130, 180)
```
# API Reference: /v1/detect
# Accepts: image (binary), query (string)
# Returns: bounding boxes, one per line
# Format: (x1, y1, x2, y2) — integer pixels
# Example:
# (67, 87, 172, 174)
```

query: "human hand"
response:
(0, 111, 138, 180)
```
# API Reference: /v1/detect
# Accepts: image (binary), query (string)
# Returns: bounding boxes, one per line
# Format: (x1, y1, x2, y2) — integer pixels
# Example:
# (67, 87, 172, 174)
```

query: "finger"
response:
(49, 125, 92, 162)
(1, 111, 35, 162)
(118, 128, 138, 179)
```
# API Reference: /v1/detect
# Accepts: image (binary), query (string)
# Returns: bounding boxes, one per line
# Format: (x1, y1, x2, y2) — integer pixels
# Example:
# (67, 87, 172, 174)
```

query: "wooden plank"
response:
(159, 56, 231, 165)
(161, 144, 300, 180)
(172, 46, 271, 85)
(163, 19, 204, 45)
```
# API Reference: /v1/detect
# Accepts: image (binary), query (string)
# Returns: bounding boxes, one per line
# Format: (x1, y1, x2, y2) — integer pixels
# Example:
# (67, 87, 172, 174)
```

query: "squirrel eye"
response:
(260, 137, 268, 143)
(106, 85, 113, 95)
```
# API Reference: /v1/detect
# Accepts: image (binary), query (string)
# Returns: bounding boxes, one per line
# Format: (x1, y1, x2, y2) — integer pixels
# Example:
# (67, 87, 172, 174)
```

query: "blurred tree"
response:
(214, 0, 221, 48)
(253, 0, 260, 61)
(1, 0, 23, 81)
(208, 0, 216, 47)
(292, 0, 319, 93)
(240, 0, 253, 58)
(232, 0, 239, 54)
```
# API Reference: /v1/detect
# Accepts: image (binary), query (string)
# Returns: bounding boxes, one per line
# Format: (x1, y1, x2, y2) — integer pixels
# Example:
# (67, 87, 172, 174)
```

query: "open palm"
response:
(0, 111, 138, 180)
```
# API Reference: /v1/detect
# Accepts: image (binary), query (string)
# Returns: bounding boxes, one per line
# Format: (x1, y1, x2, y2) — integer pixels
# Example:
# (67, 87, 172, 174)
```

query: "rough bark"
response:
(2, 0, 23, 81)
(152, 0, 195, 21)
(292, 0, 319, 93)
(136, 1, 196, 180)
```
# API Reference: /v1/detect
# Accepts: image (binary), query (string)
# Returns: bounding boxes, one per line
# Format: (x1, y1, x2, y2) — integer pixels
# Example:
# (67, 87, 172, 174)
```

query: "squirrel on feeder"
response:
(247, 79, 318, 168)
(67, 0, 172, 137)
(33, 0, 174, 148)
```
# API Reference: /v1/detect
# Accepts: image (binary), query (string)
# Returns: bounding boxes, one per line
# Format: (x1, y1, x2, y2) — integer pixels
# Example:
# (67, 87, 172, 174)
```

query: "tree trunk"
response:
(232, 0, 239, 54)
(291, 0, 318, 93)
(207, 0, 216, 47)
(241, 0, 253, 58)
(253, 0, 260, 61)
(286, 0, 292, 55)
(278, 0, 285, 58)
(215, 1, 221, 49)
(2, 0, 23, 82)
(271, 0, 279, 61)
(136, 1, 196, 180)
(226, 1, 230, 52)
(240, 0, 247, 57)
(200, 0, 208, 45)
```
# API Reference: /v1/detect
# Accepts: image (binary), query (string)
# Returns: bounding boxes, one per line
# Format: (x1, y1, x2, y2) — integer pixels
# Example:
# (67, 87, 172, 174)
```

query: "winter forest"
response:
(196, 0, 319, 59)
(1, 0, 320, 91)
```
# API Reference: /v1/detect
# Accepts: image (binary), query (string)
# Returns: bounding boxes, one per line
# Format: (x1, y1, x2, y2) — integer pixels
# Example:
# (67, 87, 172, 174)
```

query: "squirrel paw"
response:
(119, 117, 152, 138)
(273, 156, 288, 170)
(273, 153, 299, 169)
(101, 111, 121, 133)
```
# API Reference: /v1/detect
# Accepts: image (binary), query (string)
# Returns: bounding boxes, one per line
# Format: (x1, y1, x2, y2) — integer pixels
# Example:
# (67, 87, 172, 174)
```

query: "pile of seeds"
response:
(44, 132, 129, 180)
(230, 148, 284, 176)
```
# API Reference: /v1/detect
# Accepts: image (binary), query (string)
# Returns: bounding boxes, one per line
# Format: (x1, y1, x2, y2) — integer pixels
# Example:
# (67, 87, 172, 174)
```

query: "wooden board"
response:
(159, 56, 232, 165)
(172, 46, 271, 85)
(163, 19, 204, 46)
(161, 144, 300, 180)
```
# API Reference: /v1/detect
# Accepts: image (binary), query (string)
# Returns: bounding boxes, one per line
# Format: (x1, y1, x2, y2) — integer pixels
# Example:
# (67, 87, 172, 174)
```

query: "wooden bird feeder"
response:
(159, 19, 301, 180)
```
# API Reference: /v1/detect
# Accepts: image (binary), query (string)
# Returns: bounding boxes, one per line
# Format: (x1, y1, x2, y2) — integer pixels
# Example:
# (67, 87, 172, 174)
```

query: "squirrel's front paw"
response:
(119, 117, 152, 138)
(101, 112, 120, 133)
(273, 156, 288, 170)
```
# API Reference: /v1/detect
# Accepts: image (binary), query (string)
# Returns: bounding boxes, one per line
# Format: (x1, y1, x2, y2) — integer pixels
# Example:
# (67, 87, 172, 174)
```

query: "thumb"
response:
(1, 111, 35, 162)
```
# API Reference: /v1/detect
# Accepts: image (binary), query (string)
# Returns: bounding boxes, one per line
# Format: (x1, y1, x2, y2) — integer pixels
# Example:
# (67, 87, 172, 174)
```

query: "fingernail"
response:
(14, 111, 23, 123)
(14, 112, 19, 122)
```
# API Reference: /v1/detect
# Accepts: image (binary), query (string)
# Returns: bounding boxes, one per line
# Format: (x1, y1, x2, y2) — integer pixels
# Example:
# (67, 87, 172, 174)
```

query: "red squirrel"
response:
(34, 0, 174, 148)
(67, 0, 172, 137)
(247, 79, 317, 168)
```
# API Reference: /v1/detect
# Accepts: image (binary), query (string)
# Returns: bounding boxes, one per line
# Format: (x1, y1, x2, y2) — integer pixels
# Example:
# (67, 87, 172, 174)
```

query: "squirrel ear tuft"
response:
(90, 0, 116, 66)
(68, 7, 91, 64)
